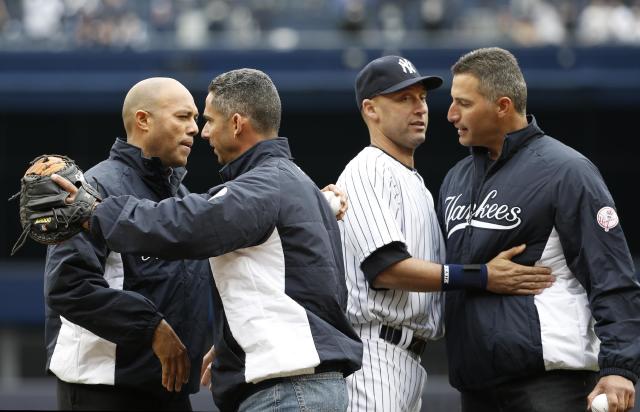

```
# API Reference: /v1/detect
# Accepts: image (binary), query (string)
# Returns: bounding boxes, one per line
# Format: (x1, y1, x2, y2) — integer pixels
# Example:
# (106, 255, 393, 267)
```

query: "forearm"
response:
(594, 292, 640, 383)
(46, 242, 163, 346)
(90, 194, 222, 260)
(372, 258, 443, 291)
(91, 184, 277, 260)
(48, 279, 163, 347)
(373, 257, 491, 292)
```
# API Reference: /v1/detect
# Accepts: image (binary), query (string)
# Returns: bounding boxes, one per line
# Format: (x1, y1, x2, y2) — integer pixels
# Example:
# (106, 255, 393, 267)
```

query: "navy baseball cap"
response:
(355, 55, 443, 108)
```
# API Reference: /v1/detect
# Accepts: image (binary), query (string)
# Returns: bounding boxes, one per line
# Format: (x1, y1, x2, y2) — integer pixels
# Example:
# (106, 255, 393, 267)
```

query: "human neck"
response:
(126, 134, 150, 156)
(487, 114, 529, 160)
(370, 134, 415, 169)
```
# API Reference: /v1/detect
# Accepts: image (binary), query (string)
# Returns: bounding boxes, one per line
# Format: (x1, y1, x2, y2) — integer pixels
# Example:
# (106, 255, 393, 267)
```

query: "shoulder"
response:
(442, 155, 472, 185)
(84, 158, 131, 196)
(527, 135, 598, 176)
(85, 159, 120, 183)
(233, 159, 286, 193)
(525, 135, 582, 162)
(340, 147, 398, 180)
(448, 154, 473, 172)
(353, 147, 390, 167)
(519, 136, 609, 202)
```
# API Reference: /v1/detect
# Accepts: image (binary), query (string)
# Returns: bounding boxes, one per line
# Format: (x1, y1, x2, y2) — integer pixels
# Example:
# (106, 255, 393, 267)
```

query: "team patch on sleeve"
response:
(597, 206, 619, 232)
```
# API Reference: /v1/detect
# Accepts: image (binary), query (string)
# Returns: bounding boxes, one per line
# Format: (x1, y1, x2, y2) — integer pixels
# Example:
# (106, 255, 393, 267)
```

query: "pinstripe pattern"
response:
(338, 147, 445, 411)
(338, 147, 445, 337)
(346, 324, 426, 412)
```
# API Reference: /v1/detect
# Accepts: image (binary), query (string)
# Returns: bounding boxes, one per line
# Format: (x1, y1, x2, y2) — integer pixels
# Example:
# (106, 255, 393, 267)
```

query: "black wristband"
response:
(441, 264, 488, 291)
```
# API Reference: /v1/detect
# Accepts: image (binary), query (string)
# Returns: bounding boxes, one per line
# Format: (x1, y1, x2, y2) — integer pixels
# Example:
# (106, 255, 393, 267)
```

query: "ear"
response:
(362, 99, 379, 122)
(135, 110, 151, 132)
(496, 97, 512, 118)
(231, 113, 244, 138)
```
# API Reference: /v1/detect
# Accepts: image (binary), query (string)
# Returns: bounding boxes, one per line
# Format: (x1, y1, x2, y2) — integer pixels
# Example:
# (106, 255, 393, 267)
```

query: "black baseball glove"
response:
(9, 154, 101, 255)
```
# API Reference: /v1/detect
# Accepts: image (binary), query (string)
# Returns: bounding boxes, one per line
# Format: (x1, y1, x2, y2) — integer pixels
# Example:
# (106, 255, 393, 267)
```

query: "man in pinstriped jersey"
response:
(337, 55, 555, 411)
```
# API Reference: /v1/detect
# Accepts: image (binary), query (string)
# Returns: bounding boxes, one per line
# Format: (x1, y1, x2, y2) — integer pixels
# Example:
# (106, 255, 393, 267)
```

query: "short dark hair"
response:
(452, 47, 527, 115)
(208, 68, 281, 135)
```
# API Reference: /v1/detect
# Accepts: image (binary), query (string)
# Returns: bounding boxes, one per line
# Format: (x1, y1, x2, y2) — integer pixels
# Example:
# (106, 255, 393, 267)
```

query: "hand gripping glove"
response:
(9, 154, 101, 255)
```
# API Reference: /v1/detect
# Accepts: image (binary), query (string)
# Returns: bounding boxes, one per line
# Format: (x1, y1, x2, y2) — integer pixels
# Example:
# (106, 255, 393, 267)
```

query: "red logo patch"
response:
(597, 206, 619, 232)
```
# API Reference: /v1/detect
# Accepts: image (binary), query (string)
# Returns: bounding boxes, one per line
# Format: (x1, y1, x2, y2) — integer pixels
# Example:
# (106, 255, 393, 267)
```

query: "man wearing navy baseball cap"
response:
(355, 55, 442, 108)
(336, 55, 554, 411)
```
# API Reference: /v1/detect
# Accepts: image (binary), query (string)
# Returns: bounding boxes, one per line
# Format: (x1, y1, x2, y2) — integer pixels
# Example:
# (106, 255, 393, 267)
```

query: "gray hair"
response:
(451, 47, 527, 115)
(208, 68, 281, 135)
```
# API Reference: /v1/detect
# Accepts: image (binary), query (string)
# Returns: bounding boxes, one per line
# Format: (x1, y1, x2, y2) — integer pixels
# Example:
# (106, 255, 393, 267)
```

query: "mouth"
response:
(179, 140, 193, 152)
(456, 126, 469, 136)
(410, 121, 426, 130)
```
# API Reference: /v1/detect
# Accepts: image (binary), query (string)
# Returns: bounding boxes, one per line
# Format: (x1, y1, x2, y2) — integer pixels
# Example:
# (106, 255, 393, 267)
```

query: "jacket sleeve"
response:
(554, 157, 640, 383)
(45, 231, 163, 347)
(89, 169, 280, 260)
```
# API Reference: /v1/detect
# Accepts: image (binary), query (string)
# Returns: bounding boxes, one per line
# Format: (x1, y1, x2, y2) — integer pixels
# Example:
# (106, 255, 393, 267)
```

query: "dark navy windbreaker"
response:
(437, 116, 640, 391)
(44, 139, 212, 400)
(88, 138, 363, 411)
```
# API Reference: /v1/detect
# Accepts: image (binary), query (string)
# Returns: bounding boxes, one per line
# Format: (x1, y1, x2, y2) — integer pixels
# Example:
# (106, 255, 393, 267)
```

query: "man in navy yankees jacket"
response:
(51, 68, 363, 412)
(44, 78, 211, 410)
(439, 47, 640, 412)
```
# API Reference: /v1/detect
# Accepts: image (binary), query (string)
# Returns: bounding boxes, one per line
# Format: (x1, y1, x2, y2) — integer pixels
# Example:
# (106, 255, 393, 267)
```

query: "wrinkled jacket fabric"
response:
(438, 116, 640, 391)
(45, 138, 212, 400)
(88, 138, 363, 411)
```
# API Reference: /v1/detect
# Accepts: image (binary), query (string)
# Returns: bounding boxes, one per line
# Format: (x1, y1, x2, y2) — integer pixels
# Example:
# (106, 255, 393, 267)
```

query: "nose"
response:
(447, 103, 459, 124)
(200, 123, 209, 140)
(416, 99, 427, 115)
(188, 118, 199, 136)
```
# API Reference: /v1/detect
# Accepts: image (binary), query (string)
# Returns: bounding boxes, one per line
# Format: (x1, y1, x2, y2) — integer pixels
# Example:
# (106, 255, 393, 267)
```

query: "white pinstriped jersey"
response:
(337, 146, 446, 340)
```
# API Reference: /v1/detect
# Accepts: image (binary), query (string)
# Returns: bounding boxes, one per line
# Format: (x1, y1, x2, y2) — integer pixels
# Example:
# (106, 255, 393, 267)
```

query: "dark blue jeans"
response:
(238, 372, 348, 412)
(461, 370, 598, 412)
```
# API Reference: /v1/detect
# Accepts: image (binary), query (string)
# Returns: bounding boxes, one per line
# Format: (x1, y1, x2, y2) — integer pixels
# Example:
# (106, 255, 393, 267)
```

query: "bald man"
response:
(44, 78, 212, 411)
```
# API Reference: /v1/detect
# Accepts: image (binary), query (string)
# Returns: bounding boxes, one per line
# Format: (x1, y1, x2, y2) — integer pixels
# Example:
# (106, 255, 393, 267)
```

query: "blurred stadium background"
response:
(1, 0, 639, 410)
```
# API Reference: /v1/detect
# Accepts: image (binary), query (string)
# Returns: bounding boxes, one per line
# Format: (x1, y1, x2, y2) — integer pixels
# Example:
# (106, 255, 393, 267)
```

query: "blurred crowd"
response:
(0, 0, 639, 50)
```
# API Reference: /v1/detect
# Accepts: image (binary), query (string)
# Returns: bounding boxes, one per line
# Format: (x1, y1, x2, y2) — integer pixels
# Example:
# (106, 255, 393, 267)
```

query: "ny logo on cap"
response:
(398, 58, 416, 74)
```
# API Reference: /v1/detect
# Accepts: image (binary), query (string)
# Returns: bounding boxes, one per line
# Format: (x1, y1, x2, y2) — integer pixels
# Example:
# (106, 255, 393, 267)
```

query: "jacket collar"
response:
(219, 137, 292, 182)
(109, 138, 187, 196)
(471, 115, 544, 162)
